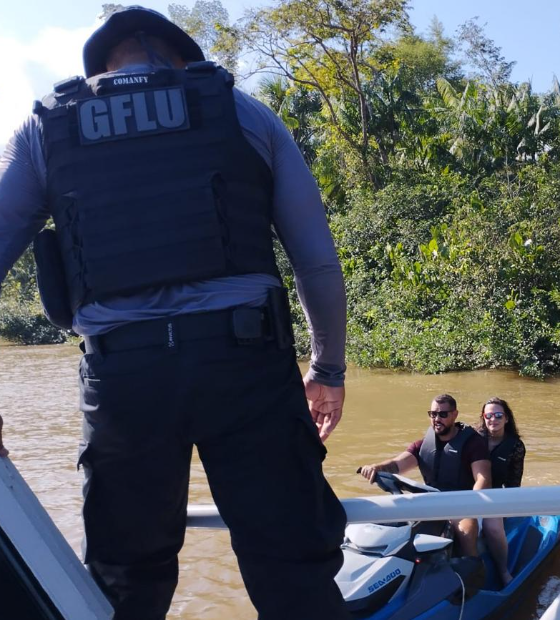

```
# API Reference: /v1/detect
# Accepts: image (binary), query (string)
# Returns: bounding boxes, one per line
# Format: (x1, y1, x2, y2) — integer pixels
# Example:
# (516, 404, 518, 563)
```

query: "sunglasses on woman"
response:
(483, 411, 505, 420)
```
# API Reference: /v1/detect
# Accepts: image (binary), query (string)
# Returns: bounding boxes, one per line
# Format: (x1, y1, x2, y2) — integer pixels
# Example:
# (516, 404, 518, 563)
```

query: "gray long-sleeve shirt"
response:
(0, 64, 346, 386)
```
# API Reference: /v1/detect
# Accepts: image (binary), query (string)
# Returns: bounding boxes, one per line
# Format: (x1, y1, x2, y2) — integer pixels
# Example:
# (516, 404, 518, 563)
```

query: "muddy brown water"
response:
(1, 343, 560, 618)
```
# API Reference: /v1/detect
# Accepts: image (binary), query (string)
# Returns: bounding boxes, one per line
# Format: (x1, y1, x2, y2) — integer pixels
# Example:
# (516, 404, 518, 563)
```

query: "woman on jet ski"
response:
(476, 397, 526, 586)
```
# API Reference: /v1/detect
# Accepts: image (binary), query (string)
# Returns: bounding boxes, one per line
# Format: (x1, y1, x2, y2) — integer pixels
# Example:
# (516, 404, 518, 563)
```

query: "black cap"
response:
(83, 5, 205, 77)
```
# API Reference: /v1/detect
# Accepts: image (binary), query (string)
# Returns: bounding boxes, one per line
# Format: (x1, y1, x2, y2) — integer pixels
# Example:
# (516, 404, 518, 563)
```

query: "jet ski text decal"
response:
(368, 568, 402, 593)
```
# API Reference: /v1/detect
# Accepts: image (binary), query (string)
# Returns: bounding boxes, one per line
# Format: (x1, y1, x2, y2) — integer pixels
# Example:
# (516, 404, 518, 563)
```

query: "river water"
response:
(1, 343, 560, 618)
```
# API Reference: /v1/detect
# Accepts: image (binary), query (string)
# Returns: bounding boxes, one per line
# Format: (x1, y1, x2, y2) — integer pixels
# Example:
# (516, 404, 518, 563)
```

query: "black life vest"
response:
(35, 62, 278, 313)
(488, 434, 519, 488)
(418, 423, 476, 491)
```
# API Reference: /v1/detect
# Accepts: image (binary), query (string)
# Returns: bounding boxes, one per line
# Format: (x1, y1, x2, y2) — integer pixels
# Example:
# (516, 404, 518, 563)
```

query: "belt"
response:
(81, 306, 273, 355)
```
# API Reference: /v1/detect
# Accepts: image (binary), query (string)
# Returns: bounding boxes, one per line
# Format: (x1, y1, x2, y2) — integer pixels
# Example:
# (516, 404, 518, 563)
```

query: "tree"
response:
(433, 77, 555, 175)
(99, 4, 125, 21)
(98, 3, 242, 75)
(379, 17, 461, 93)
(456, 18, 516, 88)
(256, 77, 322, 167)
(168, 1, 241, 74)
(241, 0, 411, 187)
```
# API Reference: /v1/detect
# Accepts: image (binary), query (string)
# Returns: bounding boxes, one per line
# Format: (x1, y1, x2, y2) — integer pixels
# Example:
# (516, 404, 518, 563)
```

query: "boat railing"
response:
(187, 486, 560, 529)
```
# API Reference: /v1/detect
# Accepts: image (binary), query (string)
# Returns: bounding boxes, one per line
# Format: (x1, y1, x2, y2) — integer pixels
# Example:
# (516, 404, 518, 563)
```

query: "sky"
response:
(0, 0, 559, 146)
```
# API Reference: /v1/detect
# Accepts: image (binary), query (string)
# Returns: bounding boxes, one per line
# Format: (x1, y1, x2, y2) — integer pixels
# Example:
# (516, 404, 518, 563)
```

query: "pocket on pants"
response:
(77, 441, 95, 563)
(77, 441, 94, 504)
(296, 411, 327, 463)
(77, 440, 91, 471)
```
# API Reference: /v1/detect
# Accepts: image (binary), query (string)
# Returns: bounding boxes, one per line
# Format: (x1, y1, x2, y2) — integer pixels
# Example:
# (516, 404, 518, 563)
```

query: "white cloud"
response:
(0, 22, 96, 145)
(26, 25, 95, 78)
(0, 36, 35, 144)
(0, 16, 264, 146)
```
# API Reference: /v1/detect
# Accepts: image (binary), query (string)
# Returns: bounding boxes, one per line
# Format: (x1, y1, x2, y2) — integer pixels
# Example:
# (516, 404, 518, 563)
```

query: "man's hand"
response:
(358, 462, 398, 483)
(303, 378, 345, 443)
(0, 414, 9, 458)
(358, 453, 414, 483)
(359, 464, 380, 483)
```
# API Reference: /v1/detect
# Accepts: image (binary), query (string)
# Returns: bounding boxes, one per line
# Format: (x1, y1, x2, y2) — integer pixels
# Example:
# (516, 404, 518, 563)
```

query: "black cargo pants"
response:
(77, 310, 349, 620)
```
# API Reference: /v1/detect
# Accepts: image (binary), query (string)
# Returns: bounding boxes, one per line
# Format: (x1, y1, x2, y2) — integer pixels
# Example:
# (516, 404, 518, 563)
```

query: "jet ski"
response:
(336, 472, 560, 620)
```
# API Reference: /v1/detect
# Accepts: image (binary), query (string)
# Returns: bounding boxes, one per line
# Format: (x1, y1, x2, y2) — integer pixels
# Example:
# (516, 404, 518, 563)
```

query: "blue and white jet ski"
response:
(336, 472, 560, 620)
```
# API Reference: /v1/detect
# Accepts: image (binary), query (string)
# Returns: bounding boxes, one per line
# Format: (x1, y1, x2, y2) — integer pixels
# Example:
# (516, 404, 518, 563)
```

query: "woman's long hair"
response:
(476, 397, 519, 436)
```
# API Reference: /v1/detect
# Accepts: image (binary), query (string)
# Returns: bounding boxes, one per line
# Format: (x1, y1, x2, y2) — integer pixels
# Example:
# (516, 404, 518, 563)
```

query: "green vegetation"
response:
(244, 0, 560, 377)
(0, 246, 69, 344)
(3, 0, 560, 378)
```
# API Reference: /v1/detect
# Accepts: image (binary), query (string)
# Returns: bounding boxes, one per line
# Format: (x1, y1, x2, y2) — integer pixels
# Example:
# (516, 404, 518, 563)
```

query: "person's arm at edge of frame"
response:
(359, 452, 419, 484)
(264, 99, 346, 443)
(0, 115, 50, 459)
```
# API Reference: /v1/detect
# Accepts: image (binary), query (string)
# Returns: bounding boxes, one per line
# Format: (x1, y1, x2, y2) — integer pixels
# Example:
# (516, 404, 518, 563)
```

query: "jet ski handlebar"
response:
(356, 469, 441, 495)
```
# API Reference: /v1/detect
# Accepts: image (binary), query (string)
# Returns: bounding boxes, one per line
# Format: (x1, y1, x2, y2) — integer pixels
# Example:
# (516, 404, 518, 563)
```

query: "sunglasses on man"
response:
(427, 410, 455, 419)
(483, 411, 505, 420)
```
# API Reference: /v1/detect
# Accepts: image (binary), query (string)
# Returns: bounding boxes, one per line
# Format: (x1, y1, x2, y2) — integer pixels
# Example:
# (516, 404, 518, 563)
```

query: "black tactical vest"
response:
(36, 62, 278, 312)
(489, 434, 518, 488)
(418, 423, 476, 491)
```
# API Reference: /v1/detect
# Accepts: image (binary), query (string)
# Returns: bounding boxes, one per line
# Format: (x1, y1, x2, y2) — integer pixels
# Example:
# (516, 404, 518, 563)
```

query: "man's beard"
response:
(434, 421, 450, 436)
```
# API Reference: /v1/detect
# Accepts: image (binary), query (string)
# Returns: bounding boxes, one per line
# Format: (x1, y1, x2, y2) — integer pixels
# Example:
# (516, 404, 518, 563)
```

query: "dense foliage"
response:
(3, 0, 560, 378)
(246, 0, 560, 377)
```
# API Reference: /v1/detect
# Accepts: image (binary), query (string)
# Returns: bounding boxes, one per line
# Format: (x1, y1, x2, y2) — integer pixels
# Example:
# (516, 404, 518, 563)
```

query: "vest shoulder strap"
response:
(450, 424, 475, 449)
(186, 61, 219, 74)
(53, 75, 86, 95)
(493, 434, 518, 458)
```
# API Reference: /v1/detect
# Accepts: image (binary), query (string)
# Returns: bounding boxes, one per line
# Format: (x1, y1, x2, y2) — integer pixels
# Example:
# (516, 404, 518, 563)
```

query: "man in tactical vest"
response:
(0, 6, 349, 620)
(360, 394, 491, 557)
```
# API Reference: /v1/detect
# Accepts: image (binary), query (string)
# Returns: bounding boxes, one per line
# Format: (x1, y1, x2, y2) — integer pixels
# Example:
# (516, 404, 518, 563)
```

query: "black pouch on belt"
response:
(33, 228, 74, 330)
(267, 286, 295, 350)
